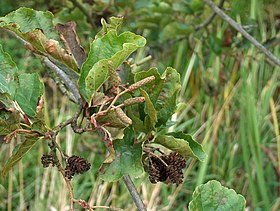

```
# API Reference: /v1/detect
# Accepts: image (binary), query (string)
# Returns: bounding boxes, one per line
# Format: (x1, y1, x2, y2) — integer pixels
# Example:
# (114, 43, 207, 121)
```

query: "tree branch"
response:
(43, 57, 81, 104)
(203, 0, 280, 66)
(5, 30, 81, 102)
(123, 175, 147, 211)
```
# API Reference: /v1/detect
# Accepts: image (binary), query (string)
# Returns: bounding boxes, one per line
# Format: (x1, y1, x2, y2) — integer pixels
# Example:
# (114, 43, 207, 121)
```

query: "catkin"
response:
(123, 97, 145, 106)
(115, 107, 132, 125)
(128, 76, 155, 92)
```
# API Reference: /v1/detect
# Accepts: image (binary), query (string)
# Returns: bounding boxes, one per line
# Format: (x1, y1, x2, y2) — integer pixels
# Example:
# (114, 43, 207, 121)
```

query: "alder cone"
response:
(166, 152, 186, 184)
(64, 155, 91, 180)
(67, 155, 91, 174)
(41, 154, 55, 168)
(147, 152, 186, 184)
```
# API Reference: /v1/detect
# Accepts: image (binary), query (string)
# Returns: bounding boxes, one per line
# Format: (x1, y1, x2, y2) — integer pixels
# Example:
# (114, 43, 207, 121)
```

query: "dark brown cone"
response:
(165, 152, 186, 184)
(64, 166, 75, 180)
(41, 154, 55, 168)
(147, 152, 186, 184)
(148, 156, 168, 183)
(67, 155, 91, 174)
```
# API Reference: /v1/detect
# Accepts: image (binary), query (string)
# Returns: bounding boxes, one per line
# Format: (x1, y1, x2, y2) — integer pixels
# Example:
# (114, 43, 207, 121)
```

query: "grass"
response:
(0, 1, 280, 210)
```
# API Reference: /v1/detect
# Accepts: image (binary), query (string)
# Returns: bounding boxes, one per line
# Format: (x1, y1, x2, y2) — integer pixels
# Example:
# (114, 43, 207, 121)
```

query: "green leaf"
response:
(0, 7, 78, 71)
(99, 127, 143, 182)
(0, 44, 18, 96)
(95, 16, 123, 39)
(1, 137, 43, 179)
(0, 109, 21, 135)
(189, 180, 246, 211)
(14, 73, 44, 117)
(154, 132, 206, 161)
(134, 67, 181, 126)
(0, 93, 14, 108)
(156, 67, 181, 126)
(126, 106, 145, 133)
(140, 89, 157, 131)
(80, 29, 146, 102)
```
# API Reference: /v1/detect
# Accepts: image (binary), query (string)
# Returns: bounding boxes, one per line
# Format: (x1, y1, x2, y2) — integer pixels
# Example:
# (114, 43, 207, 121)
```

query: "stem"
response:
(123, 175, 147, 211)
(65, 180, 75, 211)
(203, 0, 280, 66)
(43, 57, 81, 103)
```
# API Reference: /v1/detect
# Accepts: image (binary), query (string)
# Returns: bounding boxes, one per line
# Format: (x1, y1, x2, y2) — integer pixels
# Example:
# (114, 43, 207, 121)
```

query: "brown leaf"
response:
(56, 21, 87, 68)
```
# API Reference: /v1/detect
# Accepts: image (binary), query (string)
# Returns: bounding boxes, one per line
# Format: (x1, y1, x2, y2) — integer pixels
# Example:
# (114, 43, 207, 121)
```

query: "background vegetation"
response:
(0, 0, 279, 210)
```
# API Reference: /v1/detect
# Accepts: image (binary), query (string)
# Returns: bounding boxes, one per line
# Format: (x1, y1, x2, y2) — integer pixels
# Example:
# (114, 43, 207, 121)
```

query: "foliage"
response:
(189, 180, 246, 211)
(0, 6, 209, 210)
(0, 0, 279, 210)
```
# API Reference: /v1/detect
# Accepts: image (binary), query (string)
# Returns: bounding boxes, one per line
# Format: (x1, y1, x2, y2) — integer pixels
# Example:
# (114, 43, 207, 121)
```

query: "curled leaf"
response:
(0, 7, 79, 71)
(154, 132, 206, 162)
(80, 29, 146, 102)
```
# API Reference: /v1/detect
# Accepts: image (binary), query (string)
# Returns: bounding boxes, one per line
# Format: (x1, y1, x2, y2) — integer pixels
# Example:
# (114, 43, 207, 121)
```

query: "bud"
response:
(128, 76, 155, 92)
(123, 97, 145, 106)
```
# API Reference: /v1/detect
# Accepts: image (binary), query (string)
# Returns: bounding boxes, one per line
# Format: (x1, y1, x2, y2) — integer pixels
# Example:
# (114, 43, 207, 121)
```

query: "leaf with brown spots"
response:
(56, 21, 86, 68)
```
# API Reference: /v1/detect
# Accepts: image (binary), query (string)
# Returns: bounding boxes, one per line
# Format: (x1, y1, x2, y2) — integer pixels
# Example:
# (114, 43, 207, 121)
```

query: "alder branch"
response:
(203, 0, 280, 66)
(43, 57, 81, 104)
(123, 175, 147, 211)
(5, 30, 82, 102)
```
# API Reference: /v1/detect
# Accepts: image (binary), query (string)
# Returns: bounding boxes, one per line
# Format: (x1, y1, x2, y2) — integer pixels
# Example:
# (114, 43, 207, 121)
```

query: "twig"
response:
(203, 0, 280, 66)
(65, 179, 75, 211)
(43, 57, 81, 104)
(123, 175, 147, 211)
(195, 0, 226, 31)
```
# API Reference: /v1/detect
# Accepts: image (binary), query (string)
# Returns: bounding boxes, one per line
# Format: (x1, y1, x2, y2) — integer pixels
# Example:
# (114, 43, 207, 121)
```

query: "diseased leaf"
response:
(154, 132, 206, 161)
(1, 137, 42, 179)
(14, 73, 44, 117)
(80, 29, 146, 102)
(0, 7, 78, 71)
(0, 109, 21, 135)
(189, 180, 246, 211)
(0, 44, 18, 96)
(99, 127, 143, 182)
(55, 21, 86, 68)
(85, 59, 110, 94)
